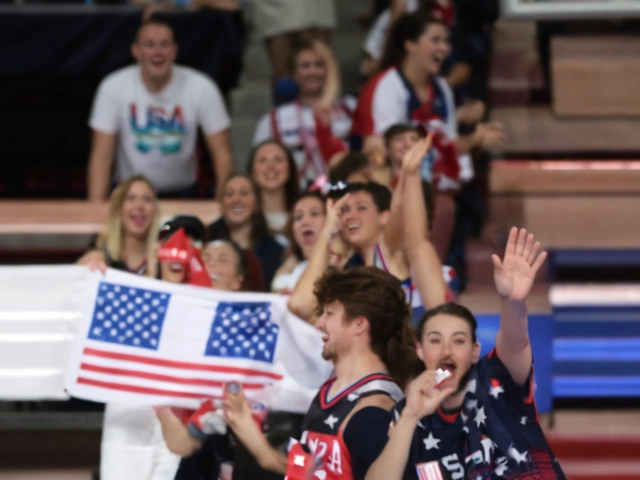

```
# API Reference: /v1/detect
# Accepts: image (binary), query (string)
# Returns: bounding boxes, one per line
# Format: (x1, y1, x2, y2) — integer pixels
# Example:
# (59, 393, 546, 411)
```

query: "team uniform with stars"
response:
(285, 373, 404, 480)
(393, 350, 566, 480)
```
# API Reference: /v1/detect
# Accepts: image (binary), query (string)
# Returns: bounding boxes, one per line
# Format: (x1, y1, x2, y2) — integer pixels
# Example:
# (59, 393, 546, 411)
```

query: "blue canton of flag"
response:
(205, 302, 279, 363)
(88, 282, 170, 351)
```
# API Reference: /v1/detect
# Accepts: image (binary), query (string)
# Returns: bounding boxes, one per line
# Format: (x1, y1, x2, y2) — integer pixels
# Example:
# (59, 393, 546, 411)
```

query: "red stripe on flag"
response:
(77, 376, 225, 399)
(80, 363, 271, 390)
(82, 347, 283, 380)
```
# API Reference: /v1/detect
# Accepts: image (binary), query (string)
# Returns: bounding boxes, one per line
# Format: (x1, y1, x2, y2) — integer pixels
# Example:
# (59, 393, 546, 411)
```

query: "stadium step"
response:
(544, 410, 640, 479)
(552, 36, 640, 117)
(490, 106, 640, 158)
(549, 434, 640, 480)
(489, 20, 546, 106)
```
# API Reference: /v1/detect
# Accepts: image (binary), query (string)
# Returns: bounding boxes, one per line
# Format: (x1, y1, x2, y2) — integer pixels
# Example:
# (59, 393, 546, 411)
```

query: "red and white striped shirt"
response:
(253, 97, 356, 184)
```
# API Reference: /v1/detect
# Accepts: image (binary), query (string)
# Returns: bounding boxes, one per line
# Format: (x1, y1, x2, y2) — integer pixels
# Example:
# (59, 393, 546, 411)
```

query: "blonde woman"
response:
(78, 175, 179, 480)
(78, 174, 159, 278)
(253, 39, 356, 186)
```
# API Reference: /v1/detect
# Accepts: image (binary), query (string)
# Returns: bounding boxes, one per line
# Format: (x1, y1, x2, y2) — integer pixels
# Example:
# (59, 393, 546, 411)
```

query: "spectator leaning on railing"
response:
(87, 18, 233, 201)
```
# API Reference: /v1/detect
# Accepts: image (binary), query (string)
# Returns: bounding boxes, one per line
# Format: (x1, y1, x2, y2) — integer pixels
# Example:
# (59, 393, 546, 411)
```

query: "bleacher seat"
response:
(550, 284, 640, 398)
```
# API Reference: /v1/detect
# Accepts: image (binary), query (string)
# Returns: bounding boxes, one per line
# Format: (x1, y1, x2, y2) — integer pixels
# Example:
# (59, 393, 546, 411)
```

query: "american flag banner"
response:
(65, 268, 333, 413)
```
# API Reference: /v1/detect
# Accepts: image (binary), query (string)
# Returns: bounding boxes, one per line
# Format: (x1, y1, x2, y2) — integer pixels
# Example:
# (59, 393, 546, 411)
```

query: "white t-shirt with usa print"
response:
(89, 65, 230, 193)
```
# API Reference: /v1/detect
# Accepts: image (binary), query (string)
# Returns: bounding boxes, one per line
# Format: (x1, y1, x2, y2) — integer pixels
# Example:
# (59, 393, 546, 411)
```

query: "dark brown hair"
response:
(328, 152, 370, 184)
(135, 18, 176, 44)
(247, 139, 300, 212)
(333, 182, 392, 213)
(380, 12, 446, 71)
(417, 302, 478, 343)
(314, 266, 417, 390)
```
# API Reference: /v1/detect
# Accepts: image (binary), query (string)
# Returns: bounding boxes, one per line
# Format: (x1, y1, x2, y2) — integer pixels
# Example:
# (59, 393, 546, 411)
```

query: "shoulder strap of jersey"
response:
(351, 375, 404, 403)
(319, 373, 403, 409)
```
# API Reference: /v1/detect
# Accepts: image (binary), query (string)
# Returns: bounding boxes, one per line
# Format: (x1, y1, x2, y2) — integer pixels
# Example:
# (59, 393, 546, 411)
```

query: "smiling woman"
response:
(247, 140, 300, 245)
(207, 174, 285, 292)
(77, 175, 159, 278)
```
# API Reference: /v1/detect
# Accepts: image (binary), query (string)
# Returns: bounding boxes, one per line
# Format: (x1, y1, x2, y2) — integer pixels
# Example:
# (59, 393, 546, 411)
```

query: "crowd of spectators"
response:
(41, 0, 539, 479)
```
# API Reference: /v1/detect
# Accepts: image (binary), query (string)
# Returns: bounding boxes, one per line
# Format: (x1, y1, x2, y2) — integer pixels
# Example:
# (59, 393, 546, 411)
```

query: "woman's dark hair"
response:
(217, 173, 272, 246)
(247, 139, 300, 212)
(328, 152, 370, 184)
(417, 302, 478, 343)
(314, 266, 417, 390)
(380, 11, 446, 70)
(340, 182, 392, 213)
(285, 191, 326, 261)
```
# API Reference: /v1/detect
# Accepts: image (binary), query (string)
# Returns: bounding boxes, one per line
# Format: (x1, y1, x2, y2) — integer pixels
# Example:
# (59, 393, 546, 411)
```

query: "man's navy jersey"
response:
(286, 373, 403, 480)
(394, 350, 566, 479)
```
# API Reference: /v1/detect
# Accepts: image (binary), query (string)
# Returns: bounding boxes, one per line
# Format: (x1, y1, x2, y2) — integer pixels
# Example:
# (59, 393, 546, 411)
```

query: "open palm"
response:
(492, 227, 547, 302)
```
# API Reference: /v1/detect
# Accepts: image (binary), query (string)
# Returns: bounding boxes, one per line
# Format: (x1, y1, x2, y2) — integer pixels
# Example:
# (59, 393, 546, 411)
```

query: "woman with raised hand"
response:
(247, 140, 300, 246)
(207, 174, 285, 292)
(253, 39, 356, 186)
(366, 228, 566, 480)
(288, 135, 448, 323)
(78, 174, 159, 277)
(271, 190, 349, 294)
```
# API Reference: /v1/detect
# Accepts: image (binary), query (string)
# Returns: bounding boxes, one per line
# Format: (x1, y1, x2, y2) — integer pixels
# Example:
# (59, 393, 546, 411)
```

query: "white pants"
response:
(100, 404, 181, 480)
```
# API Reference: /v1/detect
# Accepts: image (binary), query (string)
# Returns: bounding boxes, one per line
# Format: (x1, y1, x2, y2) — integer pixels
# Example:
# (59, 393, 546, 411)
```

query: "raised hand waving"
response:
(491, 227, 547, 303)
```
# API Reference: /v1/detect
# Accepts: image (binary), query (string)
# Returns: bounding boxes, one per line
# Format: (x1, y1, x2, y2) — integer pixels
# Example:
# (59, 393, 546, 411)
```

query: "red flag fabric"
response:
(158, 228, 212, 288)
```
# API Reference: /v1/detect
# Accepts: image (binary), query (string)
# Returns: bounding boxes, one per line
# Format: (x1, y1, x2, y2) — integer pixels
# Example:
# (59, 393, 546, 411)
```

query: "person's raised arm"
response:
(155, 406, 203, 458)
(287, 194, 350, 322)
(204, 129, 234, 202)
(492, 227, 547, 386)
(365, 370, 456, 480)
(382, 172, 405, 254)
(224, 387, 287, 473)
(401, 135, 446, 309)
(87, 130, 117, 201)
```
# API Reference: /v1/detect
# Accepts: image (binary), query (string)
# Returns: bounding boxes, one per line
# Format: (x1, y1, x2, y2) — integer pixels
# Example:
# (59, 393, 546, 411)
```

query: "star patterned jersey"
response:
(285, 373, 403, 480)
(393, 350, 567, 479)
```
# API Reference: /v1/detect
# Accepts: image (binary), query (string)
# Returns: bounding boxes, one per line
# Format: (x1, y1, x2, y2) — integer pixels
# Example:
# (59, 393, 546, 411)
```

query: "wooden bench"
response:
(550, 284, 640, 399)
(489, 160, 640, 250)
